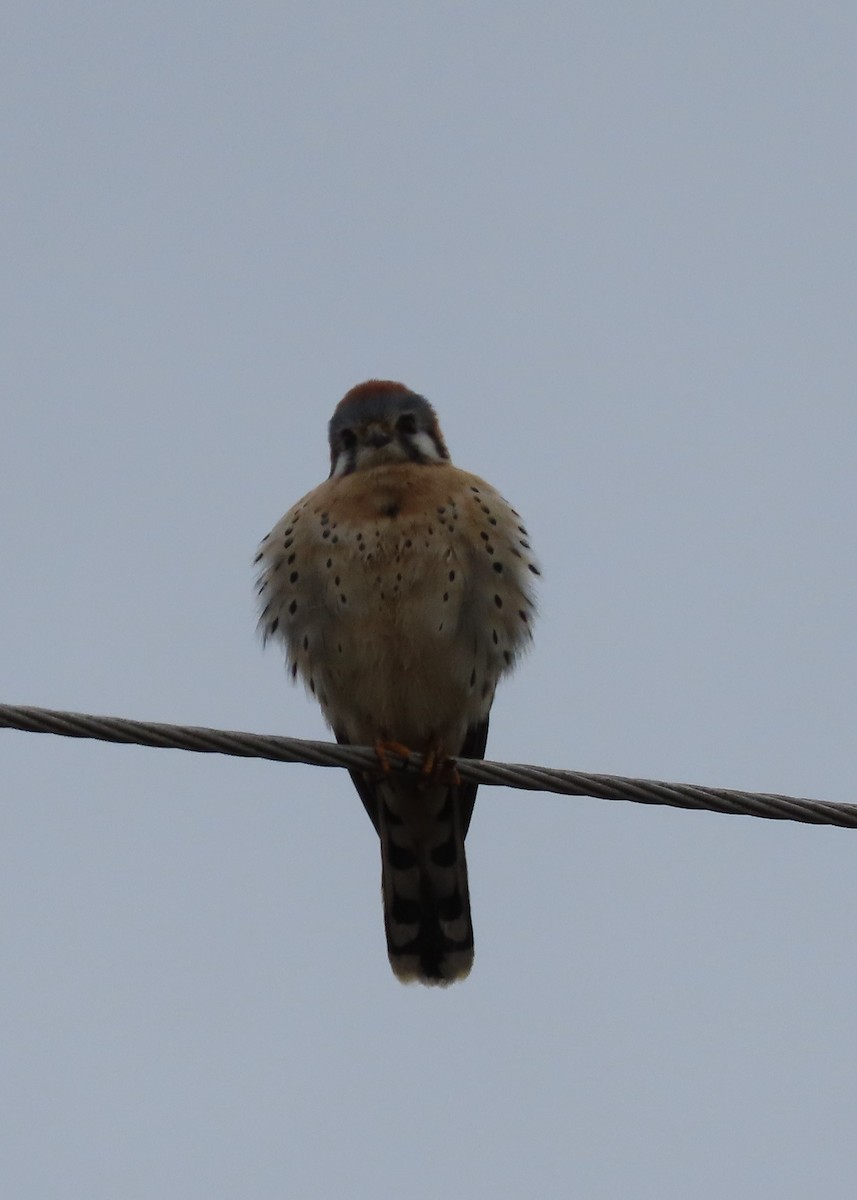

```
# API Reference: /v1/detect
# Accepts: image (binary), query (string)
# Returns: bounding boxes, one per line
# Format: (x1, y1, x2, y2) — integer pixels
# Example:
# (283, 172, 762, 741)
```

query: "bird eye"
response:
(340, 428, 357, 449)
(396, 413, 418, 435)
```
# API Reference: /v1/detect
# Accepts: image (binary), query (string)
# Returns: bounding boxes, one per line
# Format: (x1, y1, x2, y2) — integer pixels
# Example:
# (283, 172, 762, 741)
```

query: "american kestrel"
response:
(256, 381, 538, 985)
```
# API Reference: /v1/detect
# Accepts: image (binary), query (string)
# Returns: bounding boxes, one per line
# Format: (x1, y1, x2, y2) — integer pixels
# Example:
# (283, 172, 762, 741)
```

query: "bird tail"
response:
(377, 781, 474, 985)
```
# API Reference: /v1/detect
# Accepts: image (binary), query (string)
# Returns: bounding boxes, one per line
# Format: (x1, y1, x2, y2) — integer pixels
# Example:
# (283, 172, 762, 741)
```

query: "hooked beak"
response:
(364, 423, 392, 449)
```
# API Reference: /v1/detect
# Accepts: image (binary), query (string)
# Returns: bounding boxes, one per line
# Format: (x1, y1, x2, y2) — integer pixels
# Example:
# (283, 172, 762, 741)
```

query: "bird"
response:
(255, 380, 538, 985)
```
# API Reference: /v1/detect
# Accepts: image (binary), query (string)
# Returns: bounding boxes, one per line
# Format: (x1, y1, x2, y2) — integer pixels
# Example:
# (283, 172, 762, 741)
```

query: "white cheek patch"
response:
(411, 430, 445, 462)
(331, 452, 351, 477)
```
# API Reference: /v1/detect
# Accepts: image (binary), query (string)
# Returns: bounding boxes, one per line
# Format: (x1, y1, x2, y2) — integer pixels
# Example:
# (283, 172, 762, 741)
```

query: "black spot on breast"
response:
(289, 571, 299, 583)
(480, 681, 491, 700)
(287, 552, 296, 565)
(320, 512, 330, 526)
(326, 558, 333, 569)
(528, 563, 541, 575)
(288, 599, 297, 615)
(492, 629, 499, 644)
(340, 594, 348, 604)
(253, 551, 263, 564)
(309, 677, 316, 694)
(503, 650, 512, 665)
(322, 529, 330, 539)
(257, 581, 268, 595)
(443, 592, 449, 602)
(303, 635, 309, 651)
(493, 562, 503, 574)
(448, 569, 456, 581)
(494, 595, 503, 608)
(268, 617, 279, 635)
(334, 575, 340, 585)
(384, 502, 400, 518)
(290, 662, 298, 679)
(519, 609, 529, 622)
(469, 668, 476, 687)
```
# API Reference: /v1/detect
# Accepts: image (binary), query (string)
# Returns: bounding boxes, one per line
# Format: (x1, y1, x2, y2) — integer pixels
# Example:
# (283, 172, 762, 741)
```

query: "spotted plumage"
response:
(256, 380, 538, 984)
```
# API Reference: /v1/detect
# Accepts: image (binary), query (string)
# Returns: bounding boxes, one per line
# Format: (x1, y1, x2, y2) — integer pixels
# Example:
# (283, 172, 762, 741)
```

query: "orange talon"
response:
(421, 744, 438, 778)
(374, 738, 413, 775)
(420, 741, 461, 788)
(439, 759, 462, 788)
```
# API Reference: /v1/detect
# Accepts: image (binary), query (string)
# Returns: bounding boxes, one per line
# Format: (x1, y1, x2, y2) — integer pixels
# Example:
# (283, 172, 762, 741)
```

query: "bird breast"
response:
(257, 463, 538, 746)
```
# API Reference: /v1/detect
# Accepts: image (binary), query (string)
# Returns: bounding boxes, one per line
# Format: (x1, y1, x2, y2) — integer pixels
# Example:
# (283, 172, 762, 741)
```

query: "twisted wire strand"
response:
(1, 701, 855, 829)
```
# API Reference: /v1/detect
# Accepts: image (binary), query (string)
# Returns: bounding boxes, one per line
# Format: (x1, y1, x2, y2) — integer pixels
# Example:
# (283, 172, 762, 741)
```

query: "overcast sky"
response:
(3, 3, 857, 1197)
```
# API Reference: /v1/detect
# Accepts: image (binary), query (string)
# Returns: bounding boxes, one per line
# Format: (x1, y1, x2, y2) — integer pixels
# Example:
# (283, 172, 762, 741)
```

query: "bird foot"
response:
(373, 738, 414, 775)
(420, 742, 461, 788)
(370, 739, 460, 787)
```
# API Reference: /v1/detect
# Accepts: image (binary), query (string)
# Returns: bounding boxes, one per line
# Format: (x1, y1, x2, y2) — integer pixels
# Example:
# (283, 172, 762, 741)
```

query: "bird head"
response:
(328, 381, 450, 477)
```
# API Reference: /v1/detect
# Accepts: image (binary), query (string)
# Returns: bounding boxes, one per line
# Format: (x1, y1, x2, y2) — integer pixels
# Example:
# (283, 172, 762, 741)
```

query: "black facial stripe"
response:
(401, 433, 427, 463)
(434, 433, 450, 460)
(331, 446, 358, 477)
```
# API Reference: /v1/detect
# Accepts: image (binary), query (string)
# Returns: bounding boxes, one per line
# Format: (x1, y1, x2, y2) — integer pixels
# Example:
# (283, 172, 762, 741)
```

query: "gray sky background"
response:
(3, 3, 857, 1196)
